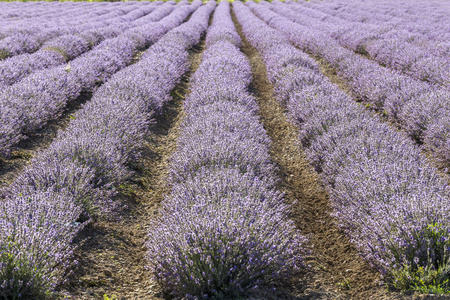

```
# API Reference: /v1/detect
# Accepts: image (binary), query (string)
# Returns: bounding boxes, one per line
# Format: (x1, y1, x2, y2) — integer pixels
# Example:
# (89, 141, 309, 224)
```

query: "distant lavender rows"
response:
(252, 2, 450, 169)
(0, 1, 186, 158)
(146, 1, 304, 298)
(0, 1, 207, 297)
(236, 0, 450, 288)
(0, 2, 120, 25)
(0, 2, 144, 60)
(275, 1, 449, 87)
(0, 3, 92, 35)
(295, 0, 450, 43)
(0, 2, 83, 22)
(0, 2, 162, 87)
(290, 0, 450, 47)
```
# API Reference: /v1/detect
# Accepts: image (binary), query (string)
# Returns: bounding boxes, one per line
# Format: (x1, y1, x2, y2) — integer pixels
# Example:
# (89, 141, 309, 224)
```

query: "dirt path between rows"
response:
(232, 9, 401, 300)
(61, 38, 206, 300)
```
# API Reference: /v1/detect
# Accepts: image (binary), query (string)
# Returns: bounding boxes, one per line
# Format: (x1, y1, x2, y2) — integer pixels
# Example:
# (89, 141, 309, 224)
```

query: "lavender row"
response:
(0, 3, 143, 37)
(276, 1, 449, 86)
(236, 1, 450, 291)
(251, 3, 450, 169)
(0, 3, 160, 87)
(286, 0, 449, 54)
(147, 2, 305, 298)
(0, 3, 94, 32)
(0, 3, 139, 60)
(0, 1, 183, 158)
(0, 1, 208, 298)
(295, 0, 450, 42)
(291, 0, 450, 58)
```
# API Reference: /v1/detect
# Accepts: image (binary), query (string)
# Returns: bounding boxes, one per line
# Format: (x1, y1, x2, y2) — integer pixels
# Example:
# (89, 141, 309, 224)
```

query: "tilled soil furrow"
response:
(232, 10, 399, 300)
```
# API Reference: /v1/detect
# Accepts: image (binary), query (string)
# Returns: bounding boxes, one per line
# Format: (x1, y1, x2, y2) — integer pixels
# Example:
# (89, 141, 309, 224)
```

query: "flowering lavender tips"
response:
(1, 2, 212, 298)
(0, 1, 182, 159)
(147, 1, 305, 298)
(254, 1, 450, 167)
(235, 0, 450, 290)
(0, 191, 83, 298)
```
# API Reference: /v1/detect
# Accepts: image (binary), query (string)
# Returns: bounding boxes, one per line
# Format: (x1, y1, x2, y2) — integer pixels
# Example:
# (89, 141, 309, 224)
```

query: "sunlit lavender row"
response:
(275, 1, 449, 87)
(296, 0, 450, 44)
(147, 2, 304, 298)
(235, 0, 450, 291)
(0, 2, 147, 60)
(251, 2, 450, 169)
(0, 0, 448, 297)
(0, 2, 160, 87)
(0, 1, 205, 297)
(0, 1, 186, 158)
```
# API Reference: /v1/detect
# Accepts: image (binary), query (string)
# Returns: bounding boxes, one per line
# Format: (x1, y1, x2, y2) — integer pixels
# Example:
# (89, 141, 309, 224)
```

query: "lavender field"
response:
(0, 0, 449, 299)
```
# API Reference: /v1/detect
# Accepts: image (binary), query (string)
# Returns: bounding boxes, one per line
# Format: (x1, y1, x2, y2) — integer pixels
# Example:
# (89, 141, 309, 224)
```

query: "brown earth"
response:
(232, 9, 405, 300)
(60, 36, 206, 300)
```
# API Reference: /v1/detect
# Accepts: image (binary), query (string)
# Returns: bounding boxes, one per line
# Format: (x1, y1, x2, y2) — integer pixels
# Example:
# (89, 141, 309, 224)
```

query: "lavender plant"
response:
(249, 2, 450, 179)
(0, 1, 183, 158)
(0, 192, 83, 298)
(235, 1, 450, 293)
(147, 2, 306, 298)
(0, 1, 208, 298)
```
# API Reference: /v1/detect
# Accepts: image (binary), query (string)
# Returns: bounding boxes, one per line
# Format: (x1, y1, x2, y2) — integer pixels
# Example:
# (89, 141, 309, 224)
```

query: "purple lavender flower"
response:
(147, 2, 306, 298)
(234, 0, 450, 290)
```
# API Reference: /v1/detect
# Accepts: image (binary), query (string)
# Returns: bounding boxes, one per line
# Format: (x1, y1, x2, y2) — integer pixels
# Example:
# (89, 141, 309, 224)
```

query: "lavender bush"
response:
(0, 1, 208, 298)
(147, 2, 306, 298)
(274, 1, 449, 87)
(0, 1, 183, 158)
(0, 3, 159, 87)
(0, 2, 145, 60)
(250, 2, 450, 177)
(0, 192, 83, 298)
(236, 1, 450, 293)
(149, 168, 303, 298)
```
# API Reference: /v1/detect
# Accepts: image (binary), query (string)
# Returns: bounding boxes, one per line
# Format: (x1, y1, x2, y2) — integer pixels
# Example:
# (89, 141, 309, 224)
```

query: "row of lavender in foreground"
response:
(0, 1, 208, 298)
(0, 2, 160, 87)
(0, 1, 182, 158)
(252, 2, 450, 169)
(147, 2, 305, 298)
(235, 1, 450, 292)
(275, 1, 449, 87)
(0, 2, 137, 60)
